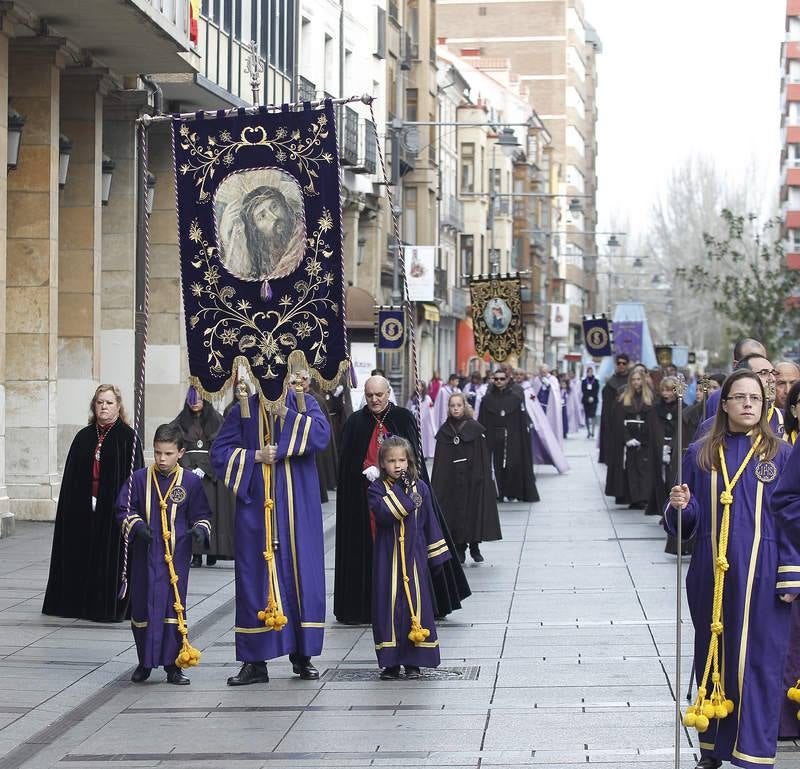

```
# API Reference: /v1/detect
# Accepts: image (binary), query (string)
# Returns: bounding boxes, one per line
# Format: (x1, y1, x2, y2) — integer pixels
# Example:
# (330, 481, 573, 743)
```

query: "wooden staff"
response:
(673, 373, 687, 769)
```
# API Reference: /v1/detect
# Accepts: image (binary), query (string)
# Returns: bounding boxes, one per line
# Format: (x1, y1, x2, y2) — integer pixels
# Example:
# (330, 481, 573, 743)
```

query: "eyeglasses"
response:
(725, 393, 763, 404)
(492, 376, 507, 381)
(753, 368, 778, 379)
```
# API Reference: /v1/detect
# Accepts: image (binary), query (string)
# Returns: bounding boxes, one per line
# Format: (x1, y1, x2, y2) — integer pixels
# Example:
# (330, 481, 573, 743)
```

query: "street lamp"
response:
(7, 108, 25, 170)
(58, 134, 72, 189)
(101, 154, 115, 206)
(607, 234, 621, 248)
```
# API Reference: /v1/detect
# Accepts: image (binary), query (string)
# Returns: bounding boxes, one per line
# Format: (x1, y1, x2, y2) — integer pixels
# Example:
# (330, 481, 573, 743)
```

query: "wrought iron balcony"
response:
(298, 76, 316, 102)
(337, 105, 359, 166)
(441, 195, 464, 230)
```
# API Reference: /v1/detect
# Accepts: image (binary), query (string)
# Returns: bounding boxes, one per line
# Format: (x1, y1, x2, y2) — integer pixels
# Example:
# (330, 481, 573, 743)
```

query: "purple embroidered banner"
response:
(612, 321, 643, 362)
(172, 101, 348, 404)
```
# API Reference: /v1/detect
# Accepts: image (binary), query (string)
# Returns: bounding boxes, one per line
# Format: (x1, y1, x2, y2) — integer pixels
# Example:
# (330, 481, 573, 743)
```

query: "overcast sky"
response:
(584, 0, 786, 237)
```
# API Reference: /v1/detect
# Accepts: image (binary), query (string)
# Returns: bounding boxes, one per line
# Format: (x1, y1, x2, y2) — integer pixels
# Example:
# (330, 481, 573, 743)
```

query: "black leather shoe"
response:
(227, 662, 269, 686)
(695, 758, 722, 769)
(469, 544, 484, 563)
(289, 654, 319, 680)
(206, 556, 217, 566)
(404, 665, 421, 679)
(165, 664, 190, 685)
(130, 664, 151, 683)
(380, 665, 401, 680)
(191, 554, 202, 568)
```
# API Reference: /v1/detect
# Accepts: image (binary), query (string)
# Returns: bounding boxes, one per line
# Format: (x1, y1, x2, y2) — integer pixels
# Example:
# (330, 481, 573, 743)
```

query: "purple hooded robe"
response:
(115, 466, 211, 669)
(367, 477, 451, 668)
(665, 435, 798, 769)
(531, 374, 564, 447)
(210, 390, 329, 663)
(521, 382, 569, 473)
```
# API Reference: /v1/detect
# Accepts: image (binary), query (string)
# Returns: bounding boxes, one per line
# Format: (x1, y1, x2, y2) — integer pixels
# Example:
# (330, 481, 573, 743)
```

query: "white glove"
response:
(192, 467, 206, 478)
(662, 445, 672, 465)
(362, 465, 380, 483)
(333, 385, 344, 397)
(625, 438, 641, 448)
(91, 496, 97, 511)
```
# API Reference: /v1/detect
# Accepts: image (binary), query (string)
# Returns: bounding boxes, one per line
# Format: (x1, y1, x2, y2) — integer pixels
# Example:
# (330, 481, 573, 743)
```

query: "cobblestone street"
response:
(3, 440, 800, 768)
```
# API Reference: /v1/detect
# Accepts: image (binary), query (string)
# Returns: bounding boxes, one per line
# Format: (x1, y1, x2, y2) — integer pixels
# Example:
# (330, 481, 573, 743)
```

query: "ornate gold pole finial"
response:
(244, 40, 264, 106)
(236, 378, 251, 419)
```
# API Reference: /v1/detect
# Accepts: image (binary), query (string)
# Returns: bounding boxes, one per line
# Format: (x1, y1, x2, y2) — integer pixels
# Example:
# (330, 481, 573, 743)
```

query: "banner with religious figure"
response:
(376, 307, 405, 350)
(172, 101, 348, 404)
(613, 321, 643, 362)
(655, 345, 673, 368)
(582, 315, 613, 357)
(404, 246, 436, 301)
(469, 274, 523, 362)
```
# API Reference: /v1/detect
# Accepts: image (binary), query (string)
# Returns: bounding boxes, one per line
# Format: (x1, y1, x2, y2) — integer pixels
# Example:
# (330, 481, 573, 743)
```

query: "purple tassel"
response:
(349, 361, 357, 387)
(186, 385, 202, 407)
(260, 280, 272, 302)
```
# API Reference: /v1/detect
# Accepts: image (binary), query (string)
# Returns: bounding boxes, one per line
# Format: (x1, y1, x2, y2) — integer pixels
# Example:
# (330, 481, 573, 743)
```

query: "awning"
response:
(423, 304, 440, 322)
(345, 286, 376, 330)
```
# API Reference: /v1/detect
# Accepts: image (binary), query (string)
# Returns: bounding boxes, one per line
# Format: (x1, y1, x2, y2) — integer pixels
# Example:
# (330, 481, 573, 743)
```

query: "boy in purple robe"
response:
(210, 374, 330, 685)
(665, 370, 799, 769)
(115, 423, 212, 685)
(367, 436, 451, 680)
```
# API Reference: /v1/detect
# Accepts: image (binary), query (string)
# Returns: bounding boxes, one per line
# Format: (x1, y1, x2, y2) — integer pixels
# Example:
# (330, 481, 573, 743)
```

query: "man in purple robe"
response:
(210, 374, 330, 685)
(115, 423, 212, 685)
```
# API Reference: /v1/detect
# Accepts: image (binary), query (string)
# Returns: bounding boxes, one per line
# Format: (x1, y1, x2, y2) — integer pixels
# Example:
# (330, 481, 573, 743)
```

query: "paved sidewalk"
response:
(2, 441, 800, 768)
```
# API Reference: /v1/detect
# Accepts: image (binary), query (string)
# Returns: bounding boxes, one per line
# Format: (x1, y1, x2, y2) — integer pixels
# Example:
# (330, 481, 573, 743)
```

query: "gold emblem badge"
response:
(170, 486, 188, 504)
(754, 461, 778, 484)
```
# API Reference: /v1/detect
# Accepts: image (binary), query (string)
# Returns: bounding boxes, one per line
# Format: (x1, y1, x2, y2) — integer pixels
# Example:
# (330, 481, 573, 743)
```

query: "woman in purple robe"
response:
(210, 380, 330, 685)
(665, 370, 799, 769)
(406, 380, 437, 459)
(367, 436, 451, 680)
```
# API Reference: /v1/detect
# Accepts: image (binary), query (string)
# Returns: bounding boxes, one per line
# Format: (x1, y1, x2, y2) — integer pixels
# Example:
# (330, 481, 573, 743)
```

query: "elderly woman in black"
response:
(43, 384, 143, 622)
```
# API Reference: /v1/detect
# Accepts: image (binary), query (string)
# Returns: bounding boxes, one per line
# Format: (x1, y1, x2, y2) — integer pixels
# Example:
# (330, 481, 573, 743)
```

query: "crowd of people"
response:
(39, 338, 800, 769)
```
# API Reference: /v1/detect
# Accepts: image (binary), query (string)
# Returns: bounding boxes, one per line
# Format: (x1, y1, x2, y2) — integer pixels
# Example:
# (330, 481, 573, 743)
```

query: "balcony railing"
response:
(338, 105, 359, 166)
(298, 76, 316, 102)
(441, 195, 464, 230)
(434, 267, 448, 301)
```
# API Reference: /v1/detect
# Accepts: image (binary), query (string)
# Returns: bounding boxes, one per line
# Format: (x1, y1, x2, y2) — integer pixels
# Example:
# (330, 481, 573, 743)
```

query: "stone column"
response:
(0, 18, 10, 535)
(6, 39, 67, 520)
(101, 90, 148, 415)
(57, 68, 111, 468)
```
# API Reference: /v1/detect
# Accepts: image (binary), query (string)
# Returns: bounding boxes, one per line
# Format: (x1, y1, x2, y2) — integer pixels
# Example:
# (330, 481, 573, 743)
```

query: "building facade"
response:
(782, 0, 800, 270)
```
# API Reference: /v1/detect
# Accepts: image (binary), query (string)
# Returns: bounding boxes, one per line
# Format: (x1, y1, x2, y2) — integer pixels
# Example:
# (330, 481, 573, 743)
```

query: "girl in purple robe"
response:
(367, 437, 451, 680)
(115, 423, 212, 685)
(665, 370, 799, 769)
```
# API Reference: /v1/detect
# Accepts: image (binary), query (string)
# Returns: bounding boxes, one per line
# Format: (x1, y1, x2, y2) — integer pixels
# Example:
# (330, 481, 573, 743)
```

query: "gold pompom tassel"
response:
(788, 679, 800, 721)
(237, 379, 251, 419)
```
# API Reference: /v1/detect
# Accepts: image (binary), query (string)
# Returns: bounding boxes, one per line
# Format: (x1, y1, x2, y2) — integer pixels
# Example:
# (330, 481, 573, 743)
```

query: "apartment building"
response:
(782, 0, 800, 270)
(437, 0, 601, 366)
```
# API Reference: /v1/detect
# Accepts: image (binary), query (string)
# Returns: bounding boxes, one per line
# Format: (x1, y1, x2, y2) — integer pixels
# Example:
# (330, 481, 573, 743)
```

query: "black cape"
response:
(42, 421, 143, 622)
(432, 417, 502, 545)
(477, 385, 539, 502)
(646, 398, 680, 516)
(581, 376, 600, 418)
(605, 397, 655, 506)
(171, 402, 236, 558)
(309, 389, 338, 502)
(598, 374, 628, 464)
(333, 405, 471, 624)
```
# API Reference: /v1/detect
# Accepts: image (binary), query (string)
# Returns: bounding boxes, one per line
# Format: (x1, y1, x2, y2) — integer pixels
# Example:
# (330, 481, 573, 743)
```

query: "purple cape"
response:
(665, 436, 797, 768)
(115, 466, 211, 668)
(531, 375, 563, 447)
(367, 478, 451, 667)
(520, 383, 569, 473)
(210, 391, 329, 662)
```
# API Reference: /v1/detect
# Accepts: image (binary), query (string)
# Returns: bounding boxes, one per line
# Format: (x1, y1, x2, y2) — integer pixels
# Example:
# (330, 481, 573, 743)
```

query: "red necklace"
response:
(94, 420, 117, 461)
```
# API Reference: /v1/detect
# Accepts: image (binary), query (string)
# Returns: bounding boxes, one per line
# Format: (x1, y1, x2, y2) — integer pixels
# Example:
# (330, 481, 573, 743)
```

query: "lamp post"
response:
(101, 154, 115, 206)
(58, 134, 72, 189)
(7, 108, 25, 170)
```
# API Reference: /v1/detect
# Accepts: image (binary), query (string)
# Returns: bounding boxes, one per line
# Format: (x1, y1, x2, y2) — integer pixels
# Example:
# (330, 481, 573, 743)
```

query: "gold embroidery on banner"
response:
(468, 275, 523, 362)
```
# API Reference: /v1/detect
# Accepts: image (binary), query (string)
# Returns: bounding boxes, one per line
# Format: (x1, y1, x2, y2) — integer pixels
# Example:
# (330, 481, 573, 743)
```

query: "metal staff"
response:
(674, 373, 687, 769)
(686, 374, 710, 703)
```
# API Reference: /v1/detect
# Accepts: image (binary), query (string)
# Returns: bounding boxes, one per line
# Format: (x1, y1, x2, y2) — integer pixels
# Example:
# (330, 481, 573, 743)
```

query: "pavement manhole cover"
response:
(322, 666, 480, 682)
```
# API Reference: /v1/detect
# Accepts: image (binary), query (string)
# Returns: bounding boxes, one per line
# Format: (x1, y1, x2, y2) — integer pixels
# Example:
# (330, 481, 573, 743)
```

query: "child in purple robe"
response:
(115, 423, 212, 685)
(367, 436, 451, 681)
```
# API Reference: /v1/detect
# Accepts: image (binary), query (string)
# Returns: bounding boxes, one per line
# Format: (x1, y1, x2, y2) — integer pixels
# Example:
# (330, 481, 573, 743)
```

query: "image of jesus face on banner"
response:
(214, 168, 306, 282)
(484, 297, 512, 335)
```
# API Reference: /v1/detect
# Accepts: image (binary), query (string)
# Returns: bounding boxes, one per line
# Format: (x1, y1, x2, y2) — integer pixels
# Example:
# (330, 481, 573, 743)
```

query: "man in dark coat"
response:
(581, 366, 600, 438)
(477, 370, 539, 503)
(333, 375, 470, 625)
(598, 353, 630, 464)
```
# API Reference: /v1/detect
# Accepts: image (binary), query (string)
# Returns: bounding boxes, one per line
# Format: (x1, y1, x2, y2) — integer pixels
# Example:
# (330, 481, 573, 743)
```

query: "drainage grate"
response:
(322, 665, 480, 682)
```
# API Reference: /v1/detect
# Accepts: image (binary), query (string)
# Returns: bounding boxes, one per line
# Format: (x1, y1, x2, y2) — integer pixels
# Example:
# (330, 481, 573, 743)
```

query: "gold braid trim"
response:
(149, 465, 201, 669)
(255, 401, 287, 631)
(389, 480, 431, 646)
(683, 436, 761, 732)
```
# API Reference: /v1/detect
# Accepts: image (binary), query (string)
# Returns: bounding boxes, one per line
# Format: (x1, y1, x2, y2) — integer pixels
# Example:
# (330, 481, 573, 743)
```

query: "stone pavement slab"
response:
(4, 443, 800, 768)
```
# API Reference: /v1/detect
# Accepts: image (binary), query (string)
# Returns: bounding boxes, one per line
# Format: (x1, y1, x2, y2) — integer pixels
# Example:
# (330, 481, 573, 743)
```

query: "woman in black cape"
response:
(432, 391, 501, 564)
(42, 385, 143, 622)
(334, 396, 471, 624)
